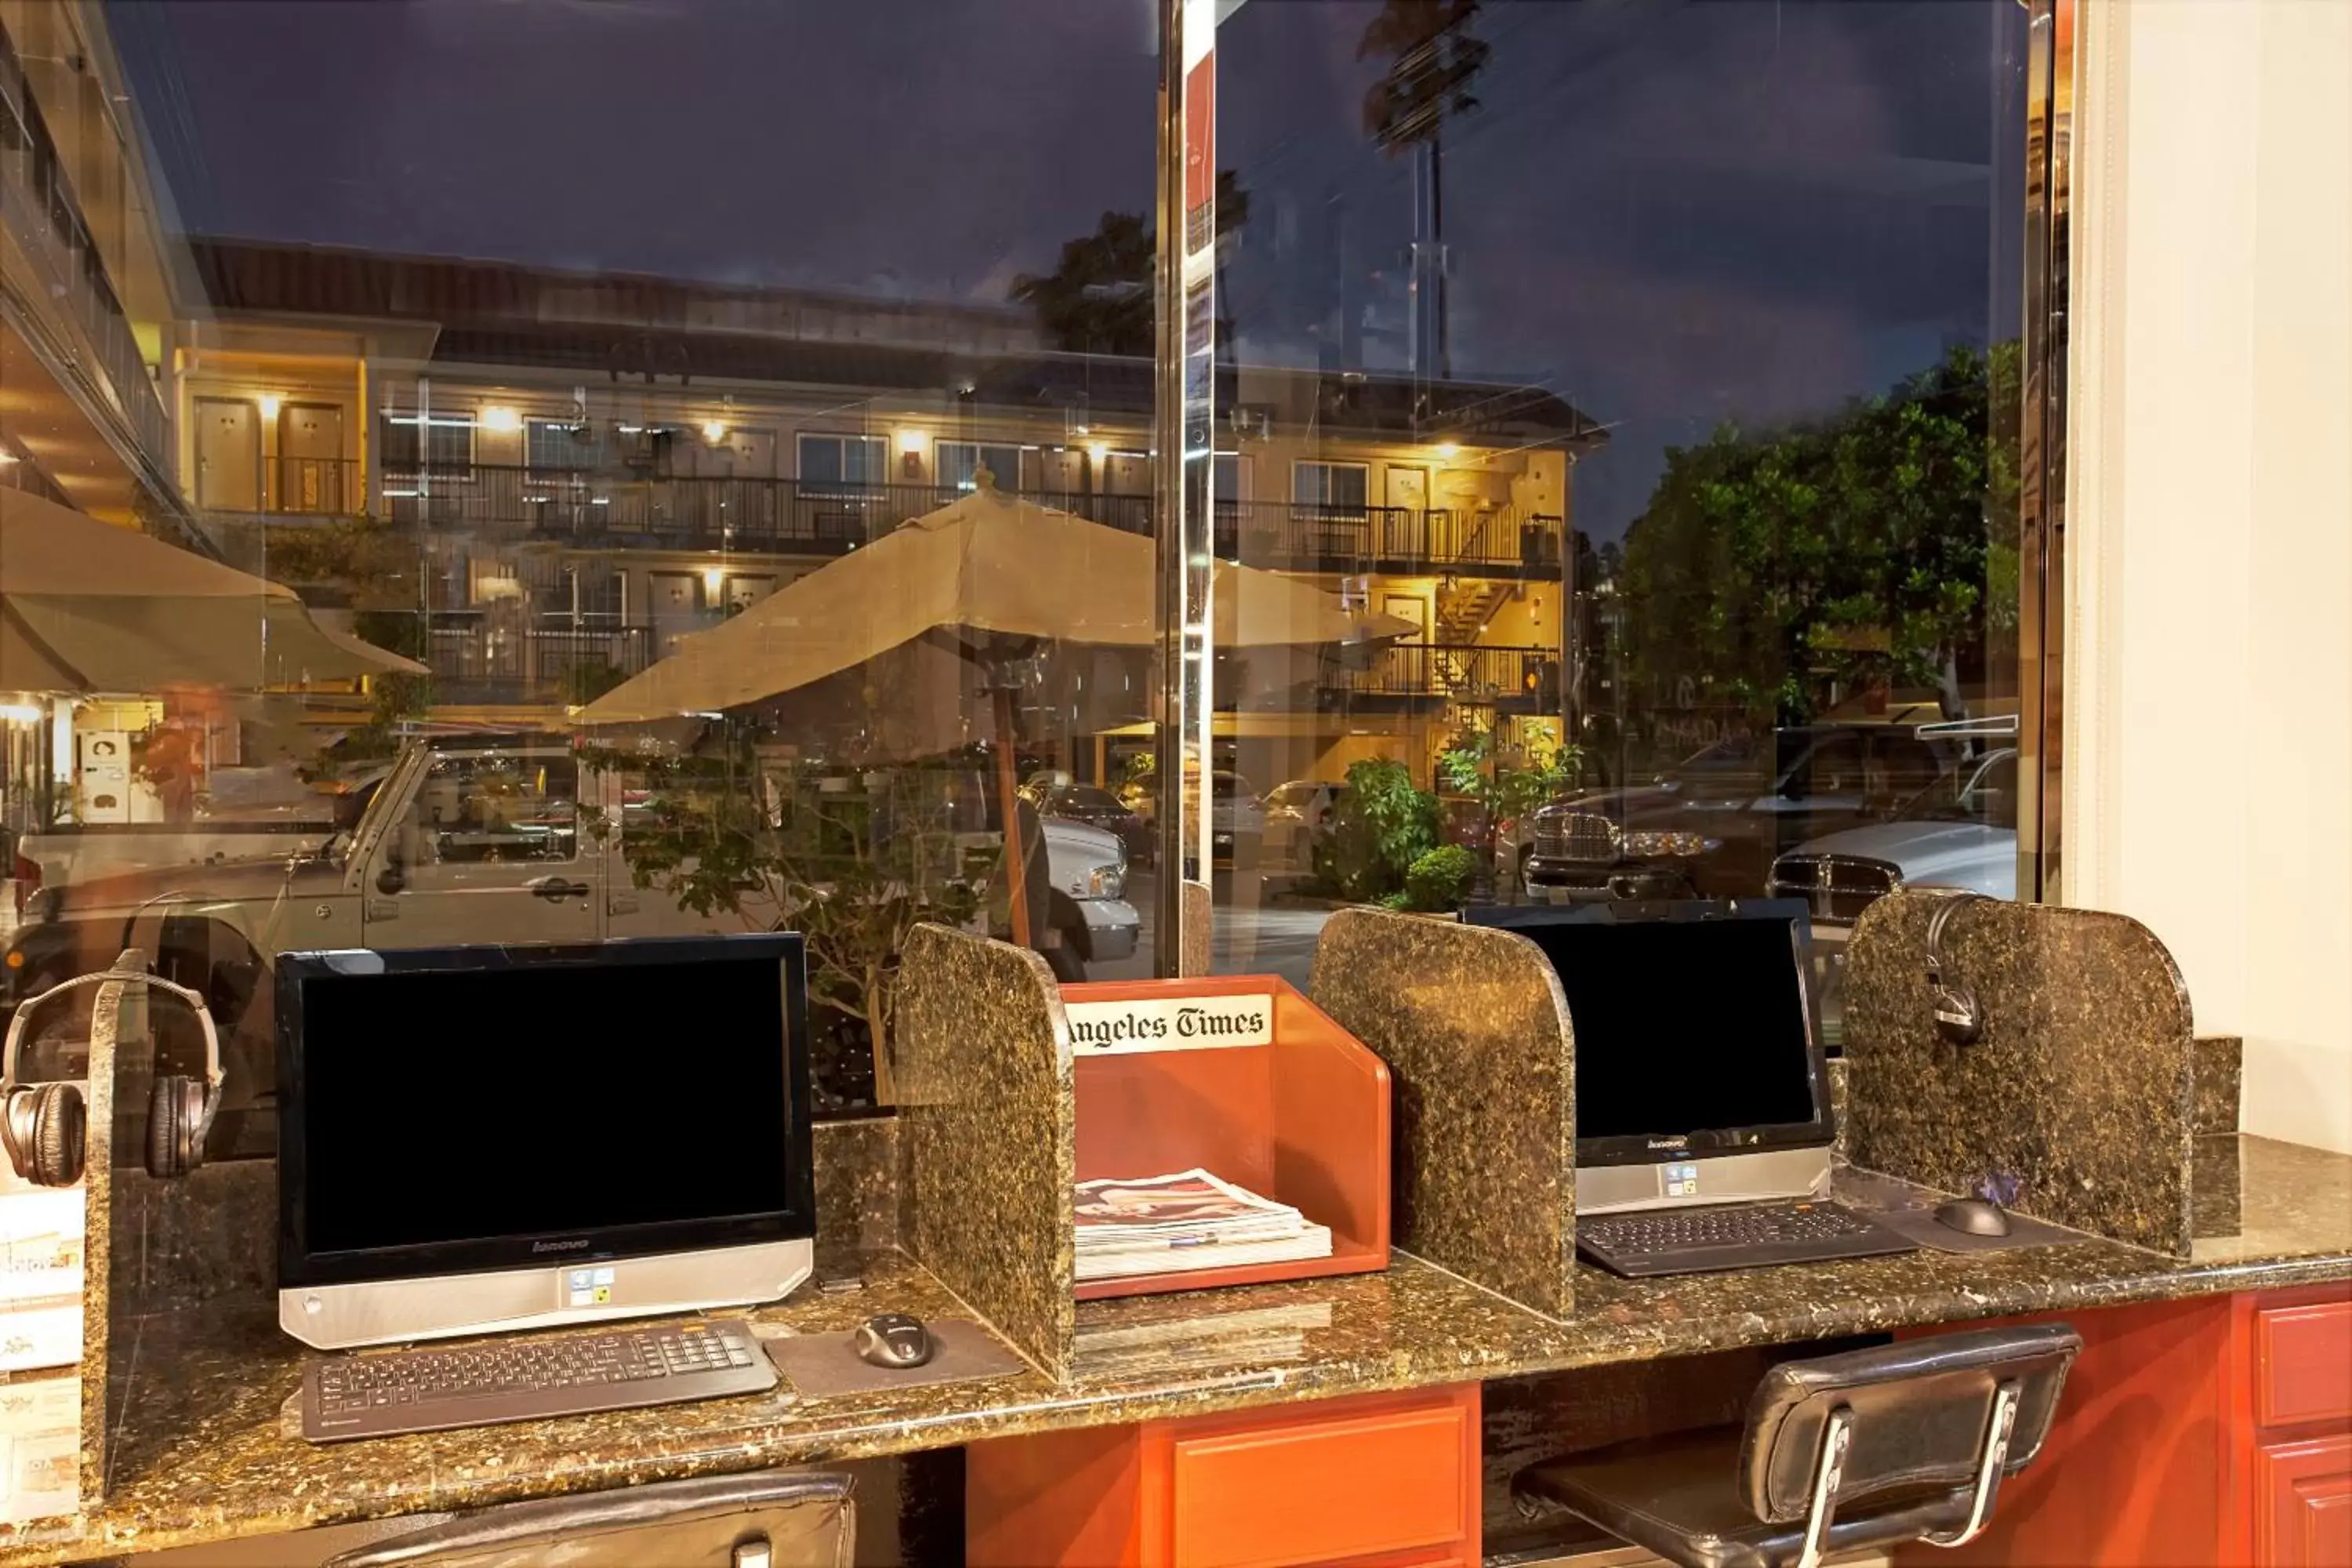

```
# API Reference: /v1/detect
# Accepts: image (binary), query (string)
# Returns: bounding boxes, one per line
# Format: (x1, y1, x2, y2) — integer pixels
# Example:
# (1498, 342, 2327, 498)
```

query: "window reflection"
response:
(1199, 0, 2032, 1029)
(0, 0, 2040, 1144)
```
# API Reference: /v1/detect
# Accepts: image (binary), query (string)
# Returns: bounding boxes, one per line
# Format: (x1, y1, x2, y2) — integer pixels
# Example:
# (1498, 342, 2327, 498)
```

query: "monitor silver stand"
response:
(1577, 1145, 1832, 1216)
(280, 1238, 813, 1350)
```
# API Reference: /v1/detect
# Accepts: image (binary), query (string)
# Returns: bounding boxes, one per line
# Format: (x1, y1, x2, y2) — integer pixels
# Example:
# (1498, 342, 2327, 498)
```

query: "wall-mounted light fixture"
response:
(480, 406, 523, 434)
(258, 394, 283, 422)
(701, 419, 729, 445)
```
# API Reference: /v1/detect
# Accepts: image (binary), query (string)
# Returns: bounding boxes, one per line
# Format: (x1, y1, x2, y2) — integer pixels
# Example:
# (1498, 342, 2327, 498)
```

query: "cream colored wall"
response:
(2067, 0, 2352, 1152)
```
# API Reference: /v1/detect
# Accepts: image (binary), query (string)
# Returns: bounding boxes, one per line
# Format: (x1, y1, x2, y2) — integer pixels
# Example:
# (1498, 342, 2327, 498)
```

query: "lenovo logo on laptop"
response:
(1647, 1137, 1690, 1151)
(532, 1237, 593, 1254)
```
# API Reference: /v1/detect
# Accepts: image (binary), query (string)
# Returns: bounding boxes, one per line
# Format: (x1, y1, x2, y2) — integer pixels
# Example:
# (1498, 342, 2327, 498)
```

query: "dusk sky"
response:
(111, 0, 2023, 539)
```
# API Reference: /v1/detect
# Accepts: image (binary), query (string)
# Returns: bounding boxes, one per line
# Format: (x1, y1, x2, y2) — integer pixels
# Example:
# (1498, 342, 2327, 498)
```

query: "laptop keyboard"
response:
(1577, 1200, 1917, 1278)
(302, 1321, 777, 1443)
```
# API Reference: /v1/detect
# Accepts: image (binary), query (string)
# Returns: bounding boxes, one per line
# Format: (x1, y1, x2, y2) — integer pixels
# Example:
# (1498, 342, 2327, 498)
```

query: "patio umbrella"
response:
(0, 489, 426, 694)
(580, 479, 1410, 940)
(578, 480, 1403, 724)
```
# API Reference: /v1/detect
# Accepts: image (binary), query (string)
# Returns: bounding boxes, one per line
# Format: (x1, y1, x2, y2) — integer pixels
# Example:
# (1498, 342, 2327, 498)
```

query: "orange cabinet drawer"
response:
(2256, 1433, 2352, 1566)
(2258, 1300, 2352, 1429)
(1167, 1393, 1474, 1568)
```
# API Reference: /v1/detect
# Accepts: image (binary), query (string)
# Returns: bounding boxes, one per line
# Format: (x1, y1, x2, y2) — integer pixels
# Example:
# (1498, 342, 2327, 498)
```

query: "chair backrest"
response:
(323, 1470, 855, 1568)
(1737, 1323, 2082, 1525)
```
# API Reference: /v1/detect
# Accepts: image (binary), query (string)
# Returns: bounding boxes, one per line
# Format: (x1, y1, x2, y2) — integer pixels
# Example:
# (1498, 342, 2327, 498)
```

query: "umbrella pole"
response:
(993, 685, 1033, 949)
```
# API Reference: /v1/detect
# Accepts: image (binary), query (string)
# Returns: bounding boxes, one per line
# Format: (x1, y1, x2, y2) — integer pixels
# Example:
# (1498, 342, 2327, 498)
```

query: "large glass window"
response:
(1193, 0, 2037, 1028)
(796, 434, 888, 491)
(939, 441, 1027, 493)
(0, 0, 2052, 1143)
(379, 416, 476, 474)
(2, 0, 1162, 1137)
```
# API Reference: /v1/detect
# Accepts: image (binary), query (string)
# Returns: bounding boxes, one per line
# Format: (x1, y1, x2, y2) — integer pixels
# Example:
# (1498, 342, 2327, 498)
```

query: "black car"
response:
(1524, 723, 1968, 898)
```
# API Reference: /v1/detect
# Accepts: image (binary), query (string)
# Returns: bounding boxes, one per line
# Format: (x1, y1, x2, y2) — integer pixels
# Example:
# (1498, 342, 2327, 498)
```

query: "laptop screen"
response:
(1494, 910, 1831, 1166)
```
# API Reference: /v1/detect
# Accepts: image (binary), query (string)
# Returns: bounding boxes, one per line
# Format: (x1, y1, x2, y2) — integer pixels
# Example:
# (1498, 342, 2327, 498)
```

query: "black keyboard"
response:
(1577, 1200, 1917, 1278)
(301, 1321, 778, 1443)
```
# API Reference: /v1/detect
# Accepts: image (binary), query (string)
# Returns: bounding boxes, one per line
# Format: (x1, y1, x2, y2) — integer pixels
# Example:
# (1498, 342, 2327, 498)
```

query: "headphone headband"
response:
(1923, 891, 1982, 982)
(2, 969, 223, 1142)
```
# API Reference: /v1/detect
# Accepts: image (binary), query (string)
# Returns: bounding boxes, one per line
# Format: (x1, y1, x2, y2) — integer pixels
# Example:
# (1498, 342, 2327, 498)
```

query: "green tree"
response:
(1011, 171, 1251, 358)
(1359, 0, 1489, 380)
(1012, 209, 1153, 357)
(1617, 343, 2021, 728)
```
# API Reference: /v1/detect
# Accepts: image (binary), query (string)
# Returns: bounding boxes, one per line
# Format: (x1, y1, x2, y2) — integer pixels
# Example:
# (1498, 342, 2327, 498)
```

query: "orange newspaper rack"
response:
(1062, 975, 1392, 1301)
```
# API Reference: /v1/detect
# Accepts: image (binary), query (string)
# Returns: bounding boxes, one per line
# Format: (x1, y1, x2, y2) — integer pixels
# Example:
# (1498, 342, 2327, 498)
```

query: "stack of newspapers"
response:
(1074, 1167, 1332, 1283)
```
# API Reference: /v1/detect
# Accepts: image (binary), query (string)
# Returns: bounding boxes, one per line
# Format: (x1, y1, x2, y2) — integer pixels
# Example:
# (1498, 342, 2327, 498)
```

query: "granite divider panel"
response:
(2192, 1036, 2242, 1135)
(893, 924, 1075, 1381)
(74, 971, 122, 1518)
(1309, 908, 1577, 1318)
(1843, 891, 2196, 1257)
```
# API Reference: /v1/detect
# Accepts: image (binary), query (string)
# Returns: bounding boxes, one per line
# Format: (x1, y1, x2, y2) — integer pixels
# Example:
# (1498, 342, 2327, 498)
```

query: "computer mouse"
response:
(1933, 1197, 2013, 1237)
(852, 1312, 935, 1370)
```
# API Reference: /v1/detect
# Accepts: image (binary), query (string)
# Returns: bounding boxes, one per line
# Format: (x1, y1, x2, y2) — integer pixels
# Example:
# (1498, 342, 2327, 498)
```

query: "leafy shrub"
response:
(1311, 757, 1439, 901)
(1403, 844, 1479, 911)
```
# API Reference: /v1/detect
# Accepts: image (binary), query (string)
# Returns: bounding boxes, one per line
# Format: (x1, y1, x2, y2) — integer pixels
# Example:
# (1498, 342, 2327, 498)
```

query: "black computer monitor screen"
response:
(278, 940, 811, 1286)
(1513, 916, 1829, 1165)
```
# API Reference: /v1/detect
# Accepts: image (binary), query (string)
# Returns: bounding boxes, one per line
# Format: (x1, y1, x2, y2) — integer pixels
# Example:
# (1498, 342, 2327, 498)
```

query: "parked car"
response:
(2, 734, 1138, 1143)
(1519, 723, 1966, 897)
(1766, 748, 2020, 930)
(1260, 779, 1339, 867)
(1020, 779, 1151, 863)
(1113, 769, 1261, 866)
(1208, 771, 1264, 866)
(15, 766, 390, 888)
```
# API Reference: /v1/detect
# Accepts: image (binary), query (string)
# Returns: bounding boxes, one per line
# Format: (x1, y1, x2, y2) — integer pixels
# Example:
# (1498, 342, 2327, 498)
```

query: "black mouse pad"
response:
(760, 1319, 1029, 1399)
(1839, 1169, 2095, 1254)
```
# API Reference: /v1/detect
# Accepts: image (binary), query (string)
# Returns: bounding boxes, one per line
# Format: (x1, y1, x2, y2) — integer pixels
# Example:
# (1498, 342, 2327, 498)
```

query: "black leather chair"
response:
(321, 1471, 855, 1568)
(1512, 1324, 2082, 1568)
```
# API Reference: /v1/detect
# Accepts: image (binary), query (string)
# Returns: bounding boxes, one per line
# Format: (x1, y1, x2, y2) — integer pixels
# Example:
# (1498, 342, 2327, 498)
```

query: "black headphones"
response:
(2, 969, 223, 1187)
(1924, 892, 1987, 1047)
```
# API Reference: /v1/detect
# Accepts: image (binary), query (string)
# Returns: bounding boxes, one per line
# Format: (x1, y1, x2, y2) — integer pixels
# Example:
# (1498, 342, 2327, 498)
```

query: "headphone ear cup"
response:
(0, 1088, 35, 1183)
(146, 1075, 206, 1180)
(3, 1083, 86, 1187)
(34, 1084, 87, 1186)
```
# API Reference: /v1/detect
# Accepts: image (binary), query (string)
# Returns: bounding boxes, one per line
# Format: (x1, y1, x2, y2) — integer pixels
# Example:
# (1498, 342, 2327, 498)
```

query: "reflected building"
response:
(1, 2, 209, 852)
(177, 237, 1604, 789)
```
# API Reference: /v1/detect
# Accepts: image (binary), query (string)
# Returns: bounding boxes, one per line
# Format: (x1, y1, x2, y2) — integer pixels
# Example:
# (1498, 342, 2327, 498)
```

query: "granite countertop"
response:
(5, 1133, 2347, 1567)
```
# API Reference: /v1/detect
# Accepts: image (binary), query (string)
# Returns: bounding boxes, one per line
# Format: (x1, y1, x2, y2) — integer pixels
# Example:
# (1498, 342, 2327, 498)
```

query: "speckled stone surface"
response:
(1181, 879, 1212, 977)
(110, 1162, 277, 1316)
(0, 1141, 2341, 1568)
(76, 973, 126, 1519)
(810, 1116, 900, 1258)
(1844, 892, 2196, 1256)
(894, 924, 1073, 1380)
(1311, 908, 1577, 1318)
(2193, 1036, 2242, 1135)
(2194, 1133, 2244, 1239)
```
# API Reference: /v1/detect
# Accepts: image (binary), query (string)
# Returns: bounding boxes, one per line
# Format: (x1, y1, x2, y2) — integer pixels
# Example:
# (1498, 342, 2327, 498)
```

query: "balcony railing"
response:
(423, 621, 654, 700)
(0, 28, 173, 467)
(216, 459, 1563, 575)
(1319, 643, 1559, 704)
